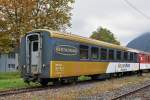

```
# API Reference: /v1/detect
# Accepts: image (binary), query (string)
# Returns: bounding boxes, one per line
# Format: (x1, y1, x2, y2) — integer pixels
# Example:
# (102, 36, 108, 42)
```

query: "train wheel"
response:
(40, 79, 48, 86)
(72, 77, 78, 84)
(108, 74, 112, 79)
(53, 79, 61, 86)
(91, 75, 99, 80)
(117, 73, 123, 78)
(60, 77, 77, 85)
(60, 79, 68, 84)
(68, 77, 78, 84)
(91, 74, 107, 80)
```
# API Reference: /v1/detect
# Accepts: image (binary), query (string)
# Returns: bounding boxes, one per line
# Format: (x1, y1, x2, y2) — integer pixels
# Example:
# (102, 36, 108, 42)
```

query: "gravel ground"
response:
(0, 73, 150, 100)
(92, 80, 150, 100)
(121, 85, 150, 100)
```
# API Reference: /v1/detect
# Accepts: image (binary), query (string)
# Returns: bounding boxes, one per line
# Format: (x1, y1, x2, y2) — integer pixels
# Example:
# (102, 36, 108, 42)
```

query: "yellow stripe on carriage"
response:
(50, 61, 109, 78)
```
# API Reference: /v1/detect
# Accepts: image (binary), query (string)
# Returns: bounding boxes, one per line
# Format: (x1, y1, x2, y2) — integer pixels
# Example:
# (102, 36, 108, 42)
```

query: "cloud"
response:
(69, 0, 150, 46)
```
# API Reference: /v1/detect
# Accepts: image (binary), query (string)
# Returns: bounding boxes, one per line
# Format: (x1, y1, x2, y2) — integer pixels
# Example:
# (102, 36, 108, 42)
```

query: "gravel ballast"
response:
(1, 73, 150, 100)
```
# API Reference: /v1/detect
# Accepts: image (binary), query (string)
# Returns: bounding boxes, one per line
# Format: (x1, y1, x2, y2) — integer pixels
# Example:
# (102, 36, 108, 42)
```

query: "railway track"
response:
(0, 75, 149, 98)
(0, 86, 50, 97)
(112, 81, 150, 100)
(0, 77, 117, 97)
(0, 79, 95, 97)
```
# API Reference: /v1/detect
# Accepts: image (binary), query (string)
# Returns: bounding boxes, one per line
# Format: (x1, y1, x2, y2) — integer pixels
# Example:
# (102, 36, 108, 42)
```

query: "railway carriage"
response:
(19, 29, 150, 85)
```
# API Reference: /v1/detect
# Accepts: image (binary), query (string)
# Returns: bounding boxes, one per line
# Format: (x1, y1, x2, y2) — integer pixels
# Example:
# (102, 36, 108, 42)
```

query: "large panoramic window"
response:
(124, 52, 128, 60)
(101, 48, 107, 60)
(91, 47, 99, 60)
(130, 52, 134, 61)
(116, 51, 122, 60)
(33, 41, 38, 52)
(134, 53, 137, 62)
(108, 49, 114, 60)
(80, 45, 89, 59)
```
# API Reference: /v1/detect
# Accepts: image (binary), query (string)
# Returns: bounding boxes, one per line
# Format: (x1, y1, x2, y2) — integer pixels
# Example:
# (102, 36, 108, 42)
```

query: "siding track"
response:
(112, 80, 150, 100)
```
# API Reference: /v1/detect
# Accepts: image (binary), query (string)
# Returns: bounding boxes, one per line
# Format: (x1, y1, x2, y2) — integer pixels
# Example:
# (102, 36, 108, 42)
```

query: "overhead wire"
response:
(123, 0, 150, 20)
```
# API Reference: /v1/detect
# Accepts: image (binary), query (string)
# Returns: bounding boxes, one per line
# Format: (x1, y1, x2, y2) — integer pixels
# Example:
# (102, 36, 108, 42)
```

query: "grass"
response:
(0, 72, 20, 79)
(0, 72, 38, 91)
(0, 79, 26, 90)
(78, 76, 91, 81)
(0, 72, 91, 90)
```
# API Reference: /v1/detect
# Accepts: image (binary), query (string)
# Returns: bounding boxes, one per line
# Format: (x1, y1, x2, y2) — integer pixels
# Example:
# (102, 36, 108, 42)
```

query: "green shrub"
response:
(78, 76, 91, 81)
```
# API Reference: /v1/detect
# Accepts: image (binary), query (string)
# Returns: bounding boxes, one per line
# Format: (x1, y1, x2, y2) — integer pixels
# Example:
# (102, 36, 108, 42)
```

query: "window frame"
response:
(8, 53, 16, 59)
(100, 48, 108, 60)
(79, 45, 89, 60)
(133, 53, 137, 62)
(33, 41, 39, 52)
(123, 51, 128, 61)
(91, 46, 99, 60)
(116, 50, 122, 61)
(129, 52, 134, 61)
(8, 64, 15, 69)
(108, 49, 115, 60)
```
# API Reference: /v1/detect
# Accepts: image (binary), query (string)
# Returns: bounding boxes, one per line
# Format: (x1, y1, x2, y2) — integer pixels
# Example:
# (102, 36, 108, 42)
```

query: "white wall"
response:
(0, 53, 18, 72)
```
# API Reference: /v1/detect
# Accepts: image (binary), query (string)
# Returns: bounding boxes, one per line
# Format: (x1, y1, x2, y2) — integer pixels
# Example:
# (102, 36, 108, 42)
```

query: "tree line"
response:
(0, 0, 74, 52)
(0, 0, 120, 52)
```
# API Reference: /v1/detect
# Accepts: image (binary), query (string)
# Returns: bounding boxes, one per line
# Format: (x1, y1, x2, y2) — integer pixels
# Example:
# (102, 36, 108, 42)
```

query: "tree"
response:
(0, 19, 13, 52)
(90, 27, 120, 45)
(0, 0, 74, 52)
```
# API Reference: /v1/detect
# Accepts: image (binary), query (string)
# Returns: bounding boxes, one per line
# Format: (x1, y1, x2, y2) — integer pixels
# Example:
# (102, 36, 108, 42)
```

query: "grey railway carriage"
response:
(19, 29, 150, 86)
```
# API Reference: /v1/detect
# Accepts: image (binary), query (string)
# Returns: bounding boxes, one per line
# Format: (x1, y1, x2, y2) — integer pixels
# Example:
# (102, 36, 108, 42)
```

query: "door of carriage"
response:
(26, 33, 42, 74)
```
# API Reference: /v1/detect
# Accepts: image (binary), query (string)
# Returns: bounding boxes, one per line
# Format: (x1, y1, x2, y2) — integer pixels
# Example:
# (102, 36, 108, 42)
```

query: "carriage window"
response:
(33, 42, 38, 51)
(80, 45, 89, 59)
(116, 51, 121, 60)
(134, 53, 137, 62)
(109, 49, 114, 60)
(130, 52, 134, 61)
(124, 52, 128, 60)
(101, 48, 107, 60)
(91, 47, 99, 60)
(29, 35, 38, 41)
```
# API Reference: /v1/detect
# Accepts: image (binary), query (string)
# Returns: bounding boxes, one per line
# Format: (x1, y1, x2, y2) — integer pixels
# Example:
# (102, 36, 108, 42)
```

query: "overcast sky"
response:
(68, 0, 150, 46)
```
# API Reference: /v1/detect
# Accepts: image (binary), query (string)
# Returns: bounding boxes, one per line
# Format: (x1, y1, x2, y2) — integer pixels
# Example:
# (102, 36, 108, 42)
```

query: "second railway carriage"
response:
(19, 29, 150, 85)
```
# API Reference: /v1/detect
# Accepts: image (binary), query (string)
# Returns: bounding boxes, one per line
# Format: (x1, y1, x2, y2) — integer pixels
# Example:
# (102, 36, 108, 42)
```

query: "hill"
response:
(127, 32, 150, 52)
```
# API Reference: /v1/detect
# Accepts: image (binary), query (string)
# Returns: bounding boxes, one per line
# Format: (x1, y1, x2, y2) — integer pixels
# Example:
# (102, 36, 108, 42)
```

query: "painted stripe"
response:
(140, 64, 150, 69)
(106, 63, 139, 73)
(50, 61, 145, 78)
(50, 61, 109, 78)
